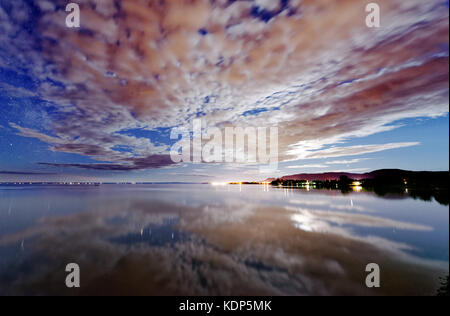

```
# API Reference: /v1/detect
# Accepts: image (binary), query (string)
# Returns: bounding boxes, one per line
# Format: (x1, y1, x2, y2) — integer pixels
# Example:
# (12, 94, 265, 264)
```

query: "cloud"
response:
(0, 171, 57, 175)
(286, 164, 327, 169)
(39, 154, 177, 171)
(0, 82, 37, 98)
(0, 0, 448, 171)
(326, 158, 371, 165)
(295, 142, 420, 160)
(167, 173, 214, 179)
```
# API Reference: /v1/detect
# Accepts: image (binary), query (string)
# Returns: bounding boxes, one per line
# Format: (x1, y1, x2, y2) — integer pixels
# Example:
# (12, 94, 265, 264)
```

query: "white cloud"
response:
(326, 158, 371, 165)
(295, 142, 420, 160)
(286, 164, 327, 169)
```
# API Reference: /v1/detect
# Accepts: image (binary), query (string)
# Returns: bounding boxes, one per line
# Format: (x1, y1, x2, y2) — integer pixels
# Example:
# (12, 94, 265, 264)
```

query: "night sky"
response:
(0, 0, 449, 182)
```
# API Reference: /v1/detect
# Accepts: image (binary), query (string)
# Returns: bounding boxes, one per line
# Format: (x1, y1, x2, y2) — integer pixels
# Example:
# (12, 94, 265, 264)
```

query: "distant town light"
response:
(211, 182, 228, 186)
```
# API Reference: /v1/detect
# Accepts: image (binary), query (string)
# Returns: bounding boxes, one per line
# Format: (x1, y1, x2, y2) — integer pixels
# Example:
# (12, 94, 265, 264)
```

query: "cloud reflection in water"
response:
(0, 185, 447, 296)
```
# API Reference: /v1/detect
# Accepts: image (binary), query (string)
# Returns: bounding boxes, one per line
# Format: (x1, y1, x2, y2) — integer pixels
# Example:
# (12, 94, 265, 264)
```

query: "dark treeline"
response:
(271, 169, 449, 206)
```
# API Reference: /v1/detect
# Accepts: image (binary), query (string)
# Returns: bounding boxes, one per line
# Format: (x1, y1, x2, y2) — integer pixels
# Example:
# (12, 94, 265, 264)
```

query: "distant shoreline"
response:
(0, 182, 206, 186)
(1, 169, 448, 186)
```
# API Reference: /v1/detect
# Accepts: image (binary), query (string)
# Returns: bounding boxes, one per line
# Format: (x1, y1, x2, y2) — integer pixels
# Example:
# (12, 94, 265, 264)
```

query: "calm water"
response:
(0, 184, 448, 296)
